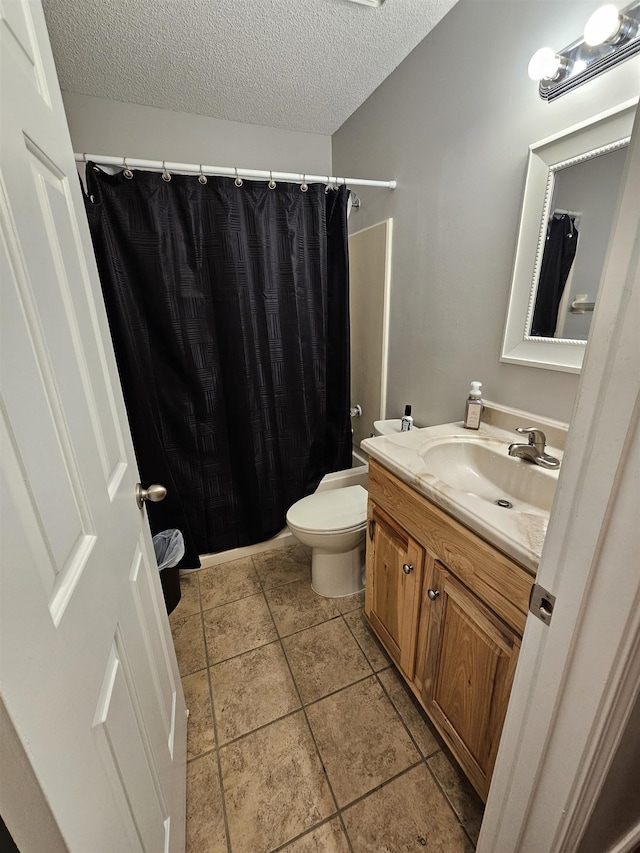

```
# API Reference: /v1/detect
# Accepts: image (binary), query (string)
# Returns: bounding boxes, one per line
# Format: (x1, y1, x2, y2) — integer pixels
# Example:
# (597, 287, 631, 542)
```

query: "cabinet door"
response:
(421, 560, 520, 800)
(365, 503, 424, 679)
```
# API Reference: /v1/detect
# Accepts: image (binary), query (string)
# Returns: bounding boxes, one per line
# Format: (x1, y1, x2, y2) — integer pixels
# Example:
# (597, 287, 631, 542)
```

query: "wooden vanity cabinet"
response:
(420, 557, 521, 798)
(365, 459, 532, 801)
(365, 503, 424, 680)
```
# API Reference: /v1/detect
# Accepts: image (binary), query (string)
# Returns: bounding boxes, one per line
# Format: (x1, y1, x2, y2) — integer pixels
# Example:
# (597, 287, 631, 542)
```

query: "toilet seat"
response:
(286, 485, 367, 535)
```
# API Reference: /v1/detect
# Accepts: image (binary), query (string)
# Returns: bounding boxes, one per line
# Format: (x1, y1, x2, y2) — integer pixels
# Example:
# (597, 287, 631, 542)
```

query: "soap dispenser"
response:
(401, 404, 413, 432)
(464, 382, 483, 430)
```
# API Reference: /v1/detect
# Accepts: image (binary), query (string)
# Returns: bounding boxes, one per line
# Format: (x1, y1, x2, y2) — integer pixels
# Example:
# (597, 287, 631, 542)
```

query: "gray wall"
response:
(332, 0, 640, 426)
(62, 92, 332, 175)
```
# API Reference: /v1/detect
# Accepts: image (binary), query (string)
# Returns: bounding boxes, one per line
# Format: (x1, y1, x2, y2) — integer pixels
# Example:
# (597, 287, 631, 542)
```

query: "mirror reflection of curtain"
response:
(531, 214, 578, 338)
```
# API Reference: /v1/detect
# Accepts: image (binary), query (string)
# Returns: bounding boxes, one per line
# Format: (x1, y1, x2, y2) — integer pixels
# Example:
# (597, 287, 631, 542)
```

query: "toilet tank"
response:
(372, 419, 403, 436)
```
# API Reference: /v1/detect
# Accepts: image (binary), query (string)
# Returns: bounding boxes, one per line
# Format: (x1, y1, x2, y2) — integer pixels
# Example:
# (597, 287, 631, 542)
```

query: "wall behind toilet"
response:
(332, 0, 640, 427)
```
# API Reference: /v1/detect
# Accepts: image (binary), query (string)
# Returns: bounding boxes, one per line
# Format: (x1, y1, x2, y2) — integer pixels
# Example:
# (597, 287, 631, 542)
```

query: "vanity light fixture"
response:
(343, 0, 385, 6)
(529, 0, 640, 100)
(584, 3, 638, 44)
(527, 48, 570, 82)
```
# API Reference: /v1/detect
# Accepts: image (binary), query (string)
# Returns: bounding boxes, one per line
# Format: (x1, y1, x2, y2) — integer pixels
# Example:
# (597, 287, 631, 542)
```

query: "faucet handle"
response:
(515, 426, 547, 451)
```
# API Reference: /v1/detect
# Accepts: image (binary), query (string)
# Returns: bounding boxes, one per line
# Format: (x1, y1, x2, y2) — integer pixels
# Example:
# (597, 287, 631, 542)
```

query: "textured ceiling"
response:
(42, 0, 458, 135)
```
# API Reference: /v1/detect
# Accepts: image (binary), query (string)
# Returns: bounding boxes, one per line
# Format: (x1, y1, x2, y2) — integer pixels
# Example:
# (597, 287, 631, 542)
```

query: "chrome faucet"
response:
(508, 427, 560, 469)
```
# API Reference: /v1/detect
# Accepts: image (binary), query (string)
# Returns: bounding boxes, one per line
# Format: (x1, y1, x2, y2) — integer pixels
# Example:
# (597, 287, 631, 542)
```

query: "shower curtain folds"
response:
(84, 166, 352, 566)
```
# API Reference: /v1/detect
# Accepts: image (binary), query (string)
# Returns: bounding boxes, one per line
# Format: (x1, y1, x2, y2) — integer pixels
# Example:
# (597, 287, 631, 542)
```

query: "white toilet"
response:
(286, 485, 368, 597)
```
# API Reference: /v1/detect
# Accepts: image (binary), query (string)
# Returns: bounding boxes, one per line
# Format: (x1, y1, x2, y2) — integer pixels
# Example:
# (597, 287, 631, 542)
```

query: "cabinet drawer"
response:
(368, 460, 532, 635)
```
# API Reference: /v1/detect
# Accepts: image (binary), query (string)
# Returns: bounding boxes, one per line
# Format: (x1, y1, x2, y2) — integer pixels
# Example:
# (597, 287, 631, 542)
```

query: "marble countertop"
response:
(361, 421, 563, 574)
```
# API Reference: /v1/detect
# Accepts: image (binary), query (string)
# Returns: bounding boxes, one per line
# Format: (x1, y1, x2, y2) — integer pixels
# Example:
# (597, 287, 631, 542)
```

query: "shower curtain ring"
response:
(234, 167, 243, 187)
(268, 170, 276, 190)
(122, 156, 133, 179)
(198, 165, 207, 185)
(300, 174, 308, 192)
(162, 160, 171, 182)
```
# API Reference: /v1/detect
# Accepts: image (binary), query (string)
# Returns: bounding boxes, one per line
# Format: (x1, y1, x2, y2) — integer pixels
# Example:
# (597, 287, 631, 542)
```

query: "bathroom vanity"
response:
(360, 413, 564, 801)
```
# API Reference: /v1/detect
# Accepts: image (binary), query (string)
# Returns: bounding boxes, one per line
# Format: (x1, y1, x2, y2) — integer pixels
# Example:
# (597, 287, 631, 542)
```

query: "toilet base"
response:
(311, 540, 365, 598)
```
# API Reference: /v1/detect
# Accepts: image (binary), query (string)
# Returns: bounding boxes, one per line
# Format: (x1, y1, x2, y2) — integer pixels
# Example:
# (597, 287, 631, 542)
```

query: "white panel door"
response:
(0, 2, 187, 851)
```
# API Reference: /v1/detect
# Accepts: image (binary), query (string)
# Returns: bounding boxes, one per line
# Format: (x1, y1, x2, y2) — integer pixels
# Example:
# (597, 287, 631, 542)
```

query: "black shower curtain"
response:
(84, 166, 352, 567)
(530, 214, 578, 338)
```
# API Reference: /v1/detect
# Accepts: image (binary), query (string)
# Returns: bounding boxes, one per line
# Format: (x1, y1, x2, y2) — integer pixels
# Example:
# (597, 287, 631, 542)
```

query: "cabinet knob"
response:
(402, 563, 414, 574)
(427, 588, 440, 601)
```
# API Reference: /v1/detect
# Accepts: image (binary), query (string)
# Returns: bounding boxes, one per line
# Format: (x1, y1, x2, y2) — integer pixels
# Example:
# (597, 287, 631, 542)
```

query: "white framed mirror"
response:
(501, 99, 637, 373)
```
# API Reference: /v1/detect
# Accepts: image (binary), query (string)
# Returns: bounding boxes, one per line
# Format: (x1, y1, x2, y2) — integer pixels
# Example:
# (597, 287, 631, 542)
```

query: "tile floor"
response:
(170, 541, 484, 853)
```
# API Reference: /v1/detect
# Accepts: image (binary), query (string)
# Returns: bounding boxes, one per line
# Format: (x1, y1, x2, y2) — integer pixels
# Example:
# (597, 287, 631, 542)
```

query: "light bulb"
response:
(584, 4, 621, 45)
(528, 47, 562, 81)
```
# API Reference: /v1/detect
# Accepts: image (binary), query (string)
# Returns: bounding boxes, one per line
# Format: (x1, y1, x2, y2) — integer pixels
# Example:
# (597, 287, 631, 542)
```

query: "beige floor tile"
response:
(169, 572, 201, 623)
(199, 556, 261, 612)
(335, 589, 365, 614)
(342, 764, 474, 852)
(220, 711, 335, 853)
(170, 612, 207, 676)
(186, 753, 227, 853)
(252, 542, 311, 590)
(378, 666, 440, 757)
(343, 609, 391, 671)
(266, 578, 341, 636)
(210, 641, 300, 743)
(281, 817, 350, 852)
(428, 750, 484, 844)
(182, 669, 216, 760)
(306, 676, 419, 807)
(203, 592, 277, 664)
(283, 618, 371, 704)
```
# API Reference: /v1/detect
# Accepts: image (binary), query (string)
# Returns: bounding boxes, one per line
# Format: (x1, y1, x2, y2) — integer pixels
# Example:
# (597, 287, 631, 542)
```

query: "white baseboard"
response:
(190, 529, 294, 571)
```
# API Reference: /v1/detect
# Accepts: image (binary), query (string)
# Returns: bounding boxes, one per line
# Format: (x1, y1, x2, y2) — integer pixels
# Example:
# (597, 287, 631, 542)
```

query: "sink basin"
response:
(361, 420, 566, 570)
(419, 437, 557, 513)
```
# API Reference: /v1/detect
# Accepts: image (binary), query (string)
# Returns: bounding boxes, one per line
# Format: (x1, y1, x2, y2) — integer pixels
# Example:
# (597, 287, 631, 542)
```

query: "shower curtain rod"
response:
(553, 208, 582, 218)
(74, 153, 396, 189)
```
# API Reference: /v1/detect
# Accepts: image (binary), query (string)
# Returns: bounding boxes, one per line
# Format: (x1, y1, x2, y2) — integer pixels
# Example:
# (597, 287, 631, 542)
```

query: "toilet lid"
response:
(286, 485, 368, 534)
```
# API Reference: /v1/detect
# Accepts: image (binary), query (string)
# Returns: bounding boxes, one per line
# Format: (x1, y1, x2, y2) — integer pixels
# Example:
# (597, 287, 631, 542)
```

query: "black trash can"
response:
(152, 529, 185, 616)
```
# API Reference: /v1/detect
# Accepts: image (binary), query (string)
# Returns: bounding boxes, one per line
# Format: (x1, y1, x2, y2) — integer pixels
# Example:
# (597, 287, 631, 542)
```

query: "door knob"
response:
(427, 588, 440, 601)
(136, 483, 167, 509)
(402, 563, 414, 574)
